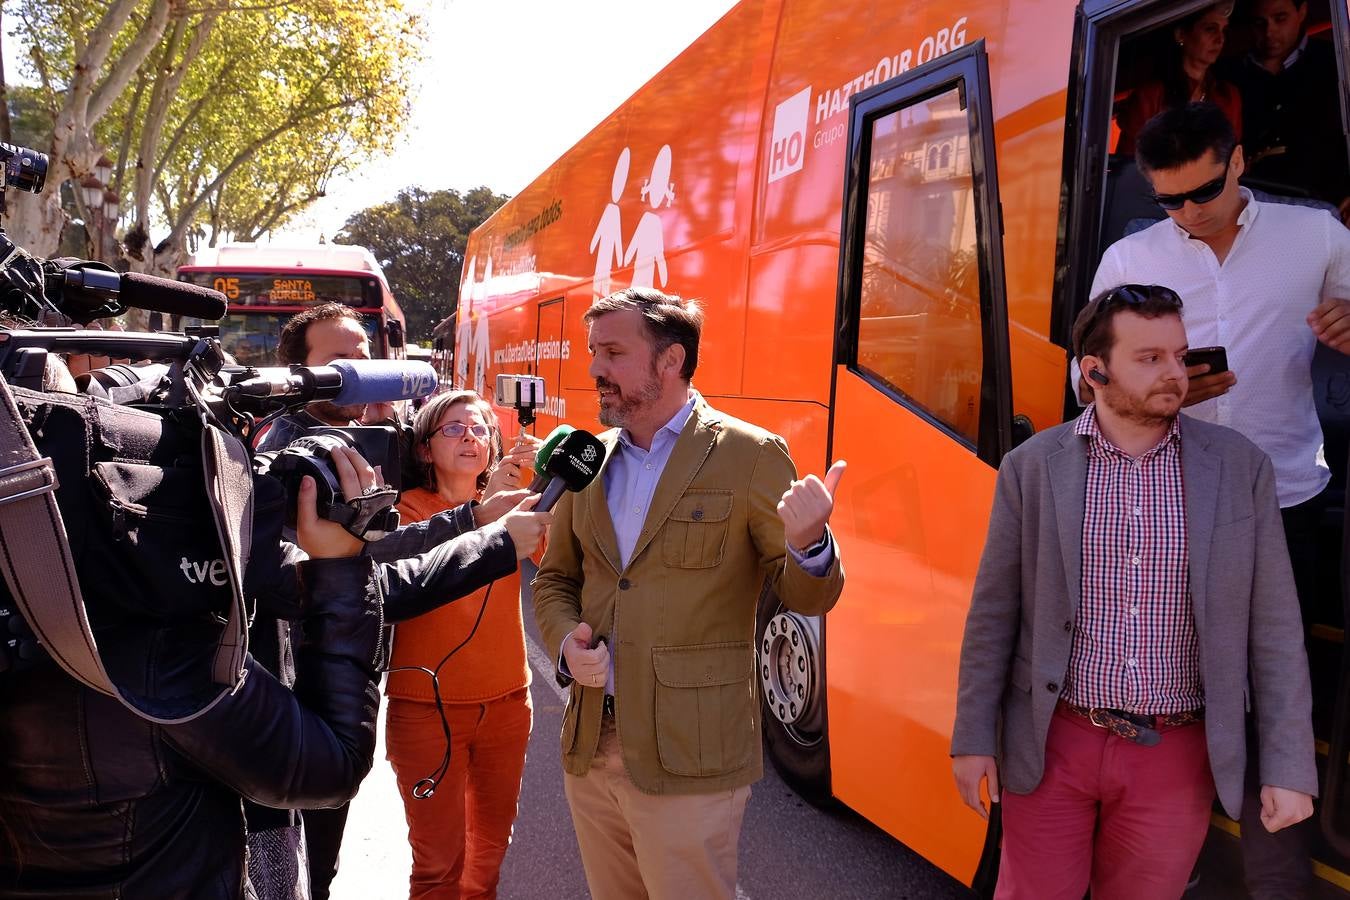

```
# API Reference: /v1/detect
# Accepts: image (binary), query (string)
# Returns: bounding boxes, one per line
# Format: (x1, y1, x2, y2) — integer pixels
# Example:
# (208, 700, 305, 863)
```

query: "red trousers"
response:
(996, 703, 1215, 900)
(385, 690, 532, 900)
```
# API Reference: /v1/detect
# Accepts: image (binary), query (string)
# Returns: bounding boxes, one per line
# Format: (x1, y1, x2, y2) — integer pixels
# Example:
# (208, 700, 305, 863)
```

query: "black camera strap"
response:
(0, 371, 251, 723)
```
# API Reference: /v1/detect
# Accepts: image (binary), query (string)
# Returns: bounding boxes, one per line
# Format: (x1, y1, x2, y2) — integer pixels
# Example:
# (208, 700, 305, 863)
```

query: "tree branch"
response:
(22, 16, 60, 120)
(87, 0, 177, 126)
(114, 72, 148, 197)
(70, 0, 154, 117)
(247, 190, 325, 239)
(164, 89, 368, 248)
(152, 52, 243, 186)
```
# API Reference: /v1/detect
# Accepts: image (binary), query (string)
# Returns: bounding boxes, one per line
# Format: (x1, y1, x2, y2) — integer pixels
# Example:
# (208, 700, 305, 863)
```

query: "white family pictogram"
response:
(589, 144, 676, 296)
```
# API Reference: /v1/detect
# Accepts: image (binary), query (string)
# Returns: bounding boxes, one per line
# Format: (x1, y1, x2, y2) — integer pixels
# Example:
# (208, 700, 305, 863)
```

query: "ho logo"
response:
(768, 87, 811, 184)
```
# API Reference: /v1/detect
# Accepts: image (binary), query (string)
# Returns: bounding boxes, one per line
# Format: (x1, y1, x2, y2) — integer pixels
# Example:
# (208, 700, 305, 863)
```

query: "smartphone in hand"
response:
(1183, 346, 1228, 375)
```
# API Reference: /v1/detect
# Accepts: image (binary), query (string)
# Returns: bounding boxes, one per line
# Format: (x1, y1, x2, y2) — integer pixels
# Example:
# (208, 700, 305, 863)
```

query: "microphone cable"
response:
(383, 580, 496, 800)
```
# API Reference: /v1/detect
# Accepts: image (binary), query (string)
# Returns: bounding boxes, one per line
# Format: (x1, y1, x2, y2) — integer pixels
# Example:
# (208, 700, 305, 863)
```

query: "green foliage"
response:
(334, 186, 507, 345)
(5, 86, 52, 149)
(9, 0, 424, 259)
(336, 186, 509, 344)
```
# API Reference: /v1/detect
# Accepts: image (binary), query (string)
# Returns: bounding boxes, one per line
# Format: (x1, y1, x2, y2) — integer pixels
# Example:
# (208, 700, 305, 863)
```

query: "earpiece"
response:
(1088, 369, 1110, 386)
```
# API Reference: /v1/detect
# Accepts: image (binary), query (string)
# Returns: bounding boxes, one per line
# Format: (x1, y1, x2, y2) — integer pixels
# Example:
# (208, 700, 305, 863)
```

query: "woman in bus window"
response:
(1116, 3, 1242, 156)
(384, 390, 541, 900)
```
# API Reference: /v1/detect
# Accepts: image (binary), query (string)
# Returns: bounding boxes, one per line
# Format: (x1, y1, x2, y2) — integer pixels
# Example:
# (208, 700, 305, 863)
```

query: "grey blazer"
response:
(951, 414, 1317, 818)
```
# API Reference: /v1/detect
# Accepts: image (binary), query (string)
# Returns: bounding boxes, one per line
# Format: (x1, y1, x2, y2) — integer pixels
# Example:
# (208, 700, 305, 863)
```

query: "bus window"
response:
(839, 41, 1013, 465)
(856, 87, 985, 446)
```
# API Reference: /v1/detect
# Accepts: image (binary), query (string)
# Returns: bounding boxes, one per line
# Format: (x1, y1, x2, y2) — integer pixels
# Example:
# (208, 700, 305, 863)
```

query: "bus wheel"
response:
(756, 592, 834, 806)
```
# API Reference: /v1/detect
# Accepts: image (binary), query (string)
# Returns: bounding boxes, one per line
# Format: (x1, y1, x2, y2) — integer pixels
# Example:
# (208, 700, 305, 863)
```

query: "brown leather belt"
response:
(1063, 703, 1203, 747)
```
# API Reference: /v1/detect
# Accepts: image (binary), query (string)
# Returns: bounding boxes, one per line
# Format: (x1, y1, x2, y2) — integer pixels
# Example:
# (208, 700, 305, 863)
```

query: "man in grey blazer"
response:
(952, 284, 1316, 899)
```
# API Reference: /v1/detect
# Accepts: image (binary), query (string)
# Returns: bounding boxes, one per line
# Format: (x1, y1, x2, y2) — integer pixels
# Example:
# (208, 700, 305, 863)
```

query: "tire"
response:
(755, 587, 835, 807)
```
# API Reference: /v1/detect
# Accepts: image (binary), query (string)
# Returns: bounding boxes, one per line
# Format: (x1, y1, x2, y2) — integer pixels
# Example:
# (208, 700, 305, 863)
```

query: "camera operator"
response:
(256, 303, 526, 555)
(0, 445, 383, 898)
(0, 406, 549, 900)
(248, 303, 541, 898)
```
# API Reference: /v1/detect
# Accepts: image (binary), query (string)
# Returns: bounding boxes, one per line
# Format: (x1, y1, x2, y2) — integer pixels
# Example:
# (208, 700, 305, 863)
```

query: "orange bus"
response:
(454, 0, 1350, 892)
(176, 242, 407, 365)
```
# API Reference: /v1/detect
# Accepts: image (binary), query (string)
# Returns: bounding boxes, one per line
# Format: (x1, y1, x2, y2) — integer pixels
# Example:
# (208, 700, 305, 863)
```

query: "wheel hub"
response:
(759, 611, 821, 729)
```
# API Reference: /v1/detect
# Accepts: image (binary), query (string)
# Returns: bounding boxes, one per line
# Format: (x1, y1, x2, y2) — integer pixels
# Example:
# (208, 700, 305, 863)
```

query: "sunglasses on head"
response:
(1151, 152, 1233, 210)
(1107, 284, 1182, 309)
(1075, 284, 1184, 358)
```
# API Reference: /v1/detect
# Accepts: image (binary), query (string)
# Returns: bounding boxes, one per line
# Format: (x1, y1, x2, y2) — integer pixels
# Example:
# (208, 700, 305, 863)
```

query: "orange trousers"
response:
(385, 690, 532, 900)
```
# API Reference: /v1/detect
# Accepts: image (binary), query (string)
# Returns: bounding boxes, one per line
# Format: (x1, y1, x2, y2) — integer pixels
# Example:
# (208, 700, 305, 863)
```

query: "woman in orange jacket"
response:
(385, 389, 541, 900)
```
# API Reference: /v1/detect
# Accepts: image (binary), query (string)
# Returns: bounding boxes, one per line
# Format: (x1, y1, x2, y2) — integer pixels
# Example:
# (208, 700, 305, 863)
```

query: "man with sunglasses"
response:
(1083, 101, 1350, 898)
(958, 285, 1316, 898)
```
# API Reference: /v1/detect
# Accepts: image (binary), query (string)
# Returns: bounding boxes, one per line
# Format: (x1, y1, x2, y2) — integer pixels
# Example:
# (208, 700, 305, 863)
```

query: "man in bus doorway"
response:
(1083, 101, 1350, 897)
(1223, 0, 1350, 223)
(533, 287, 846, 900)
(954, 284, 1317, 899)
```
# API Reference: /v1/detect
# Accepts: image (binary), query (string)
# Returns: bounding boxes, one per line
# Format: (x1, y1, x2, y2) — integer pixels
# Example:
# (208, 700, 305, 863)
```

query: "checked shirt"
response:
(1061, 405, 1203, 715)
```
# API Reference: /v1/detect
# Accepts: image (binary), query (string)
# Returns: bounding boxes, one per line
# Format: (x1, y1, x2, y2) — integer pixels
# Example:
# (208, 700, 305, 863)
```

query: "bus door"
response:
(824, 41, 1013, 884)
(535, 297, 566, 434)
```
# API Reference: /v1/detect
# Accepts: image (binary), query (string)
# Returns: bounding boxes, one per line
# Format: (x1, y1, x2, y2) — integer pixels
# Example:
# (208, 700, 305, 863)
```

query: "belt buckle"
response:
(1087, 708, 1112, 729)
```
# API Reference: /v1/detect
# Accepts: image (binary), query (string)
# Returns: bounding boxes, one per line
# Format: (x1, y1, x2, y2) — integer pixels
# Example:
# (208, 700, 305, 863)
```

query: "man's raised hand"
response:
(778, 459, 846, 551)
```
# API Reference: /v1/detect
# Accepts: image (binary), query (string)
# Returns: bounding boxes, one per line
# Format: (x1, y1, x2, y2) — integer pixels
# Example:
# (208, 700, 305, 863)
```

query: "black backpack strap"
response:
(0, 371, 252, 722)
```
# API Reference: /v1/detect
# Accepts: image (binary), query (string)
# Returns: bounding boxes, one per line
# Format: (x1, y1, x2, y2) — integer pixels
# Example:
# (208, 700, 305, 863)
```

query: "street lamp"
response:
(79, 173, 104, 212)
(94, 155, 113, 187)
(78, 174, 105, 261)
(102, 188, 120, 262)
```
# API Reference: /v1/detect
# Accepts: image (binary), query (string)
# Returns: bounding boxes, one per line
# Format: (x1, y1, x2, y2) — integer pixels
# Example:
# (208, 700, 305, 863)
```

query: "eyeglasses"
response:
(436, 422, 491, 439)
(1151, 152, 1233, 210)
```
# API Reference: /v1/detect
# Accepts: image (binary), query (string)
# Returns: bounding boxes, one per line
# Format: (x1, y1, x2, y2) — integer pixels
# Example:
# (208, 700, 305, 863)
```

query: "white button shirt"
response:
(1088, 189, 1350, 507)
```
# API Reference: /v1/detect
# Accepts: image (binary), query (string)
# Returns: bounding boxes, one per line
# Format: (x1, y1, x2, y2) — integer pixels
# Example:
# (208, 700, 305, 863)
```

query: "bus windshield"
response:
(179, 272, 379, 308)
(176, 244, 405, 365)
(178, 311, 383, 367)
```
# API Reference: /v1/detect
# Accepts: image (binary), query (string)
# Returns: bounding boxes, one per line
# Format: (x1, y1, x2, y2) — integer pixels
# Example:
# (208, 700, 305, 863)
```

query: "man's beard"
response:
(1100, 385, 1182, 428)
(310, 400, 366, 425)
(596, 368, 662, 429)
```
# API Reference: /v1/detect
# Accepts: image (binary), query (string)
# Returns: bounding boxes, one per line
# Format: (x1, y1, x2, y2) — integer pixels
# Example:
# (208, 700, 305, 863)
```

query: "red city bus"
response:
(456, 0, 1350, 893)
(176, 242, 406, 365)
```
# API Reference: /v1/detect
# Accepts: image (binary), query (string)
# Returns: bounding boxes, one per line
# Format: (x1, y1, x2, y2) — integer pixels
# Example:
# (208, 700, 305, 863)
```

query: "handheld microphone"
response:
(224, 359, 438, 408)
(527, 424, 575, 492)
(535, 429, 606, 512)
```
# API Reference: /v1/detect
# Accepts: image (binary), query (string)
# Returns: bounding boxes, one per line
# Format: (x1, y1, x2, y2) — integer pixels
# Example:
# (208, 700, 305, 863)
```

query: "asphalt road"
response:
(323, 591, 1350, 900)
(330, 595, 971, 900)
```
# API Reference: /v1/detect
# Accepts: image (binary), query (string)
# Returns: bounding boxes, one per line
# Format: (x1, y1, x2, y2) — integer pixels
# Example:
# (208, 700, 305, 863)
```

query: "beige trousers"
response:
(563, 717, 751, 900)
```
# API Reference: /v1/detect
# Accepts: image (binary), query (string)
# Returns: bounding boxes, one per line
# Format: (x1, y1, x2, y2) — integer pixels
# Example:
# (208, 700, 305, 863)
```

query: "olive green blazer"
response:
(533, 397, 844, 794)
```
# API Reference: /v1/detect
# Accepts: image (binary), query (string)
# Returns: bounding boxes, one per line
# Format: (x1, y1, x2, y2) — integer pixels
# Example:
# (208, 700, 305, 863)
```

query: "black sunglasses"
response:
(1151, 152, 1233, 210)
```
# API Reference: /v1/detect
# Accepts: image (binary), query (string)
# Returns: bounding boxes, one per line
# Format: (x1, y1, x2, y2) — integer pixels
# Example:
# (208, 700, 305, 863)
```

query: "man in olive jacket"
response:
(533, 288, 845, 900)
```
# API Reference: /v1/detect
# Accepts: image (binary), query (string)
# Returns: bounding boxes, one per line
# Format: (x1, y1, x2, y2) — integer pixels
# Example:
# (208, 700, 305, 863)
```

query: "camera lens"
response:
(0, 143, 48, 195)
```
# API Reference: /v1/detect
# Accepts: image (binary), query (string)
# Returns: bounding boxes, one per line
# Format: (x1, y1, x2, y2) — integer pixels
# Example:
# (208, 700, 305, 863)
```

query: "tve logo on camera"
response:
(767, 87, 811, 185)
(402, 369, 436, 398)
(181, 556, 229, 587)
